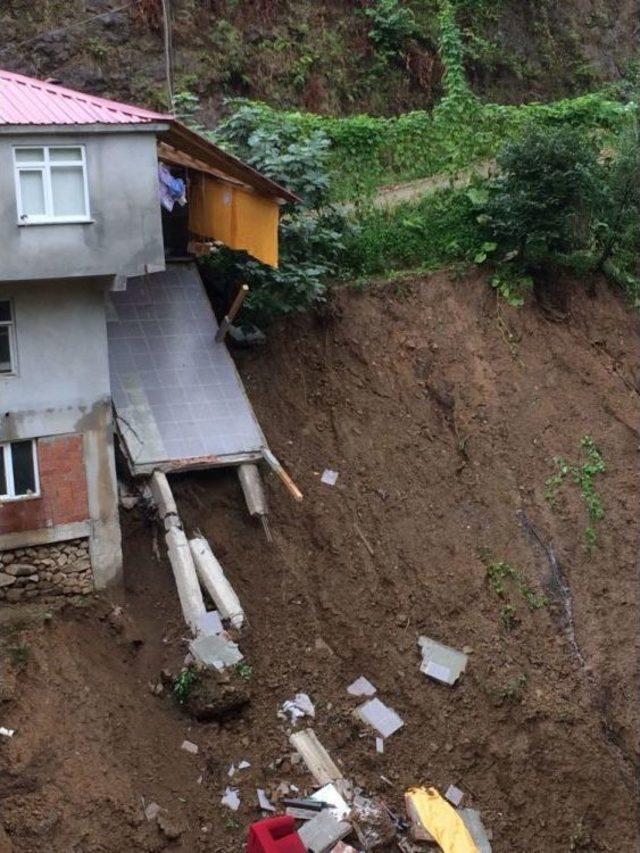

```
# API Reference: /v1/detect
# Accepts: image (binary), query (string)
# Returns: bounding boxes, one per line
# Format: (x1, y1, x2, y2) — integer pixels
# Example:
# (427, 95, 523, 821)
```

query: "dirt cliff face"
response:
(1, 272, 638, 851)
(1, 0, 638, 117)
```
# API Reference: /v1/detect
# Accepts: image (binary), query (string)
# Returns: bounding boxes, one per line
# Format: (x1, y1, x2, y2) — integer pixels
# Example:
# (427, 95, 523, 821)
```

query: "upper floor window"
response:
(0, 300, 16, 375)
(0, 440, 39, 501)
(13, 145, 90, 224)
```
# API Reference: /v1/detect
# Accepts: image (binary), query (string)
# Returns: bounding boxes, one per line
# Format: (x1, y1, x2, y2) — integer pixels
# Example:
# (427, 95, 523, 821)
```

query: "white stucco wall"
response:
(0, 278, 122, 587)
(0, 128, 166, 281)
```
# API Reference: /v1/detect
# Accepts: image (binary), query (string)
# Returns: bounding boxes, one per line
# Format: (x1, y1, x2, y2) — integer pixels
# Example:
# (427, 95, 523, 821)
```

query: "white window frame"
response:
(0, 299, 17, 377)
(13, 144, 91, 225)
(0, 439, 40, 501)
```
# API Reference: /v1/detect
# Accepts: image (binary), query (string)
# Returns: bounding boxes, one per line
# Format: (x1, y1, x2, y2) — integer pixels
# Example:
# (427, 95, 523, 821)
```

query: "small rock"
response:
(157, 811, 183, 840)
(181, 740, 198, 754)
(0, 574, 16, 588)
(462, 646, 474, 655)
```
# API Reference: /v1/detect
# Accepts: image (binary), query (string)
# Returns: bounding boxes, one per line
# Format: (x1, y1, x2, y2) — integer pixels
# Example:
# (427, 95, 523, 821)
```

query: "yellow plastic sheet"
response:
(189, 173, 279, 268)
(405, 787, 478, 853)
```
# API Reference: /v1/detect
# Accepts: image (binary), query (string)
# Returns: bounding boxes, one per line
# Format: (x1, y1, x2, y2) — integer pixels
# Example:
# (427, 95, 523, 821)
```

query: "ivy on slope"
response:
(219, 93, 629, 202)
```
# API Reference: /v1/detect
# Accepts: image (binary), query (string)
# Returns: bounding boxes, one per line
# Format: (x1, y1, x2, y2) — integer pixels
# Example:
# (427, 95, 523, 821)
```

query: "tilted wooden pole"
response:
(216, 283, 249, 343)
(262, 448, 303, 502)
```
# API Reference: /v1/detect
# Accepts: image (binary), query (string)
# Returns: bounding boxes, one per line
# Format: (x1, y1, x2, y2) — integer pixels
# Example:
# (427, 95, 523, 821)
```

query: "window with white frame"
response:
(13, 145, 90, 224)
(0, 440, 39, 500)
(0, 301, 16, 375)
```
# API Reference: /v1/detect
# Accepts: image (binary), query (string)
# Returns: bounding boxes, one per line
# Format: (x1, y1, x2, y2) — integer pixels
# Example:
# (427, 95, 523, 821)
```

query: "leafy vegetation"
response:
(477, 115, 640, 303)
(545, 436, 606, 552)
(363, 0, 421, 59)
(172, 666, 200, 704)
(479, 548, 547, 632)
(204, 103, 349, 321)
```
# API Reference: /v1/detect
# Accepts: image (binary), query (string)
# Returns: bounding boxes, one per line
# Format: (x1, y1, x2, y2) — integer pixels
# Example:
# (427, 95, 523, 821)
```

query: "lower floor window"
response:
(0, 440, 39, 499)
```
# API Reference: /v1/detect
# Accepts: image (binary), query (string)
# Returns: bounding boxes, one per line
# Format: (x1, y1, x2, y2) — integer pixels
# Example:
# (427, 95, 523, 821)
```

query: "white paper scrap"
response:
(228, 763, 236, 777)
(0, 727, 15, 738)
(425, 661, 452, 684)
(257, 789, 276, 812)
(321, 469, 339, 486)
(445, 784, 464, 807)
(355, 698, 404, 739)
(376, 737, 384, 754)
(238, 760, 251, 770)
(181, 739, 198, 754)
(221, 787, 240, 811)
(346, 676, 377, 697)
(311, 783, 351, 820)
(282, 692, 315, 724)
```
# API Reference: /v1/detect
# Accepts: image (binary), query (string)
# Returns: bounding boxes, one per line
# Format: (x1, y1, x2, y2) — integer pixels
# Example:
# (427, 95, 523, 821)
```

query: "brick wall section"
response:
(0, 434, 90, 535)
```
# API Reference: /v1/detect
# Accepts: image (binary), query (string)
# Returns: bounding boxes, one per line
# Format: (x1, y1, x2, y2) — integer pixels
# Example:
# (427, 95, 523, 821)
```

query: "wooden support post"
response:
(216, 283, 249, 343)
(262, 448, 303, 502)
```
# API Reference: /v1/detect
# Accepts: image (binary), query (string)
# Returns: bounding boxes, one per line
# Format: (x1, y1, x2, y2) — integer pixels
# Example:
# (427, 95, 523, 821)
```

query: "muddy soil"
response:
(1, 272, 638, 852)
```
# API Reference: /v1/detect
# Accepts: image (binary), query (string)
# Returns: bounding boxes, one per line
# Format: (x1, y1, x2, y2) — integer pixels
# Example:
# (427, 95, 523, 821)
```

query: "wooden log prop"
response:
(262, 448, 303, 502)
(215, 283, 249, 343)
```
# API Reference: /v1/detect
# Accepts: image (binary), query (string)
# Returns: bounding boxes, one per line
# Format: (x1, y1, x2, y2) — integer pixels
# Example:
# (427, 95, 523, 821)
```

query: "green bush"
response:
(363, 0, 421, 59)
(478, 112, 640, 302)
(483, 124, 601, 272)
(204, 104, 349, 322)
(341, 187, 480, 277)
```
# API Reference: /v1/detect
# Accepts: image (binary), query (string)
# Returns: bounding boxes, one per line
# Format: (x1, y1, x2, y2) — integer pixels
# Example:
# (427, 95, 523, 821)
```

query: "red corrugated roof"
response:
(0, 68, 171, 125)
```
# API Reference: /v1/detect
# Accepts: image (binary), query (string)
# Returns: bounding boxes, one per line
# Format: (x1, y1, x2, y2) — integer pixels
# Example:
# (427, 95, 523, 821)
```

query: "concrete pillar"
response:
(189, 536, 245, 629)
(166, 527, 206, 632)
(83, 400, 122, 589)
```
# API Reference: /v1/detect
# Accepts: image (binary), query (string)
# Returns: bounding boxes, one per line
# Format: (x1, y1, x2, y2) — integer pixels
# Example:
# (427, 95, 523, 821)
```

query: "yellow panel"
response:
(188, 173, 279, 268)
(405, 788, 478, 853)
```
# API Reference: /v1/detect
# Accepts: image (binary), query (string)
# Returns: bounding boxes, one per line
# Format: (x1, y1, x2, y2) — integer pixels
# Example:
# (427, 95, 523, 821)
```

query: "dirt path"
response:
(341, 159, 496, 213)
(1, 271, 638, 851)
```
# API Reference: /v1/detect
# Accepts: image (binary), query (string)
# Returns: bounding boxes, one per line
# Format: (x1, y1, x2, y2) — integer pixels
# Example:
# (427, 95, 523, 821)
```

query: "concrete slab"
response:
(189, 633, 243, 669)
(355, 698, 404, 738)
(107, 262, 265, 474)
(418, 636, 468, 685)
(298, 810, 351, 853)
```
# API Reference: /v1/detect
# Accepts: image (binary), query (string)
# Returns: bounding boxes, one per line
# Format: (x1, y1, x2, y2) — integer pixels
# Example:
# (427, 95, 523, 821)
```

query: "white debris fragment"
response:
(257, 789, 276, 812)
(181, 740, 198, 754)
(189, 633, 243, 669)
(418, 636, 468, 686)
(376, 737, 384, 754)
(0, 727, 15, 738)
(238, 760, 251, 770)
(282, 692, 316, 724)
(311, 783, 351, 821)
(221, 787, 241, 811)
(445, 784, 464, 807)
(228, 763, 236, 778)
(355, 698, 404, 739)
(196, 610, 224, 637)
(346, 676, 377, 697)
(144, 802, 162, 821)
(321, 469, 339, 486)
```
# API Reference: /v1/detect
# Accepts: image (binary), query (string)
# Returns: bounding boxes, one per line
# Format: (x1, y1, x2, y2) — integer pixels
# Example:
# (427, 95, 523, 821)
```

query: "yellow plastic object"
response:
(405, 787, 478, 853)
(189, 173, 279, 268)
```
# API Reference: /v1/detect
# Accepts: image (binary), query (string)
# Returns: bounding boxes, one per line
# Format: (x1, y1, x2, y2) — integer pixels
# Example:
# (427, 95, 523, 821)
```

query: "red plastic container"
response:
(246, 816, 306, 853)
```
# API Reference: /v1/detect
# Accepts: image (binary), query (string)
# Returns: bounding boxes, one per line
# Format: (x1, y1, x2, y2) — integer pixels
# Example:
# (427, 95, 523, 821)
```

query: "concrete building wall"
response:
(0, 129, 165, 281)
(0, 279, 122, 588)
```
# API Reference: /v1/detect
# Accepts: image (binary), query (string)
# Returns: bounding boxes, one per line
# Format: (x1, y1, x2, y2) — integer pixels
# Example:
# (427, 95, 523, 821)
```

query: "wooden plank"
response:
(289, 729, 343, 786)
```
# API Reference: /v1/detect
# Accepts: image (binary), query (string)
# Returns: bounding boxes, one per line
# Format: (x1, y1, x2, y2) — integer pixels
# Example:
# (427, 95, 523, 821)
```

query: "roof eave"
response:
(0, 121, 171, 135)
(160, 120, 300, 205)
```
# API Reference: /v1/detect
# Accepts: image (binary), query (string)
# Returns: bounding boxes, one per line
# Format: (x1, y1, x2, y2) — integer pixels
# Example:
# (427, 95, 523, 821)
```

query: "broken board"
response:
(107, 262, 265, 474)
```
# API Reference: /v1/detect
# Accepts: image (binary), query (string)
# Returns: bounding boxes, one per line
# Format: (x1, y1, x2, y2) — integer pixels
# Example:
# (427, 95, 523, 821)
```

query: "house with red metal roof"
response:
(0, 70, 295, 600)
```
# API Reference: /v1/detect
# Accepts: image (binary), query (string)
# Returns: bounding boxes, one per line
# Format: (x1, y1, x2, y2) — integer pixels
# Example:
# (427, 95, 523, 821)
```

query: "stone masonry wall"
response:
(0, 538, 93, 602)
